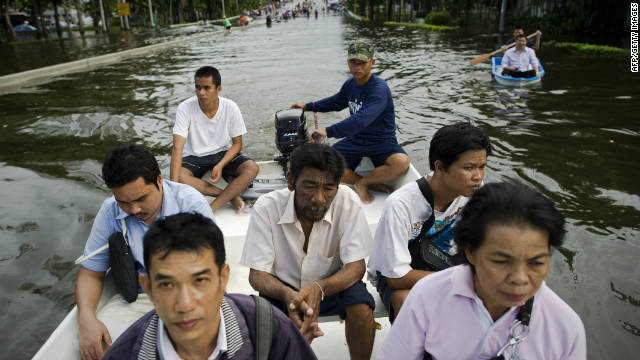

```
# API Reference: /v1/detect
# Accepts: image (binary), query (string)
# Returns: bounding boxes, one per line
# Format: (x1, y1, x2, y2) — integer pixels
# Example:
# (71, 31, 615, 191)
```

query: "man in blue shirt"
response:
(76, 144, 214, 360)
(292, 41, 410, 204)
(502, 34, 540, 78)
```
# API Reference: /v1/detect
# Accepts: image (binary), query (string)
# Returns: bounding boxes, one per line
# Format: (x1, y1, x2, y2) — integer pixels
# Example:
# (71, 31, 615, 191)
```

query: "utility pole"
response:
(99, 0, 107, 32)
(221, 0, 225, 17)
(148, 0, 155, 27)
(498, 0, 507, 44)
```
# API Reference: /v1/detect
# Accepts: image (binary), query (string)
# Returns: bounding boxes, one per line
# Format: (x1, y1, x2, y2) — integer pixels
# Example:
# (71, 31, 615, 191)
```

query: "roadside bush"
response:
(425, 10, 452, 26)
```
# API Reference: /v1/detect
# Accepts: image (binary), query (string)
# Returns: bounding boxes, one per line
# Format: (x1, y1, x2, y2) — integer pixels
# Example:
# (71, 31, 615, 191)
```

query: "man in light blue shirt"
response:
(76, 144, 214, 360)
(502, 34, 540, 78)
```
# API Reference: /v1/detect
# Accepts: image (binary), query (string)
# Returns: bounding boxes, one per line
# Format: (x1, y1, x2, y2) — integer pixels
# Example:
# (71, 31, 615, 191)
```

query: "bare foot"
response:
(354, 181, 374, 204)
(230, 196, 245, 214)
(368, 183, 393, 194)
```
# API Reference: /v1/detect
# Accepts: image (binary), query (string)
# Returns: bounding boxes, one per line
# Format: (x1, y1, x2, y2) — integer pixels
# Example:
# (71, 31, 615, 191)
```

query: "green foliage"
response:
(545, 41, 626, 55)
(425, 10, 452, 26)
(384, 21, 456, 32)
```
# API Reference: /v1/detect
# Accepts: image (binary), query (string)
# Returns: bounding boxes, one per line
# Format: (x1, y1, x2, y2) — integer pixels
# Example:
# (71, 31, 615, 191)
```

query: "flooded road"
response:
(1, 15, 639, 359)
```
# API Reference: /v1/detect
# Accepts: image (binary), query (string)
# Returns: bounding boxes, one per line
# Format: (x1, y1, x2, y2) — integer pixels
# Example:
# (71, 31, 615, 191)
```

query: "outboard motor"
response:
(274, 108, 308, 174)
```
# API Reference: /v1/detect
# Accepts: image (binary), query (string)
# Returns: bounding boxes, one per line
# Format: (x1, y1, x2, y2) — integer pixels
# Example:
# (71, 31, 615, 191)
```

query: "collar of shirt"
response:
(451, 265, 518, 331)
(157, 308, 227, 360)
(115, 179, 180, 221)
(277, 189, 334, 226)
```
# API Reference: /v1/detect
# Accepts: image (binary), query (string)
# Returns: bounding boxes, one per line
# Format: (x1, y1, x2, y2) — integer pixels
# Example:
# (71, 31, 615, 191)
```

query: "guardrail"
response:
(0, 17, 260, 94)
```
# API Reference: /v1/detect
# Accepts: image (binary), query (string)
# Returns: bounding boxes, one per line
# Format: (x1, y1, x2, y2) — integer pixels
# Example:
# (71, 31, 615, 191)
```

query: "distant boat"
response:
(14, 22, 37, 32)
(492, 57, 546, 86)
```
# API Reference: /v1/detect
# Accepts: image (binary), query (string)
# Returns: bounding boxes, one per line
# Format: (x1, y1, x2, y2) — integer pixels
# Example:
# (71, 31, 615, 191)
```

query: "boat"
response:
(32, 157, 421, 359)
(491, 56, 546, 86)
(14, 22, 37, 32)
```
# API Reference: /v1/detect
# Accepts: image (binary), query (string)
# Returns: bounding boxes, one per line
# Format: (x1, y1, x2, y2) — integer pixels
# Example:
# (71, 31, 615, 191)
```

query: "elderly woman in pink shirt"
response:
(378, 181, 586, 360)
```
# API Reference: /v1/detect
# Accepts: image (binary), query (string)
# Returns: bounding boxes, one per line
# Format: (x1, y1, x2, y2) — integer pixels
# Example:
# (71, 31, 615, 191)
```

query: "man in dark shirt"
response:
(291, 41, 410, 204)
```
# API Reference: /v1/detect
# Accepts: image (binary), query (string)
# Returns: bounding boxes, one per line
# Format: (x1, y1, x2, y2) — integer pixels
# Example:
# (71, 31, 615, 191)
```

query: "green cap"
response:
(347, 42, 374, 61)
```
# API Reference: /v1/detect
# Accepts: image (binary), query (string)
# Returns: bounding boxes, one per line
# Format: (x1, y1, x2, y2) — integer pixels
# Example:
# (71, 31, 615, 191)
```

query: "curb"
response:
(0, 19, 261, 94)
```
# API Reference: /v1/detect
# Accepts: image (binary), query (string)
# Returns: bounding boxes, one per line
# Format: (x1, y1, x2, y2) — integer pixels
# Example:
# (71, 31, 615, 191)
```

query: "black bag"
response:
(408, 177, 465, 271)
(108, 219, 138, 303)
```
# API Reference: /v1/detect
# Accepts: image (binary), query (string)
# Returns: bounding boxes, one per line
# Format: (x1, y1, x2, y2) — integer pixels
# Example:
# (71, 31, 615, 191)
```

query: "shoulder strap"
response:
(252, 295, 273, 360)
(120, 218, 129, 246)
(416, 177, 435, 239)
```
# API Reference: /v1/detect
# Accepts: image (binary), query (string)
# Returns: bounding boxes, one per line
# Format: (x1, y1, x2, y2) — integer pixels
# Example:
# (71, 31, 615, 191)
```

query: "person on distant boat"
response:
(378, 181, 587, 359)
(502, 25, 542, 51)
(240, 143, 376, 360)
(222, 15, 231, 32)
(76, 144, 214, 360)
(170, 66, 259, 213)
(368, 122, 491, 322)
(103, 213, 317, 359)
(291, 41, 410, 204)
(501, 34, 540, 78)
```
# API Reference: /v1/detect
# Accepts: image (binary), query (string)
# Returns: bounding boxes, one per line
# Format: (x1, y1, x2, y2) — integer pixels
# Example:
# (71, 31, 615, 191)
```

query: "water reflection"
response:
(0, 15, 639, 359)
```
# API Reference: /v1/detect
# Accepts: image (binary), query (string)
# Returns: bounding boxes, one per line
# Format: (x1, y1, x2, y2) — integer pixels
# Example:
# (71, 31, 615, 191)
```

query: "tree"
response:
(2, 0, 17, 42)
(51, 0, 63, 37)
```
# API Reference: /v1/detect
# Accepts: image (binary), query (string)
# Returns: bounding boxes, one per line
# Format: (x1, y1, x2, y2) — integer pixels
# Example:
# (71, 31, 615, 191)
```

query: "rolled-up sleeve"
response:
(172, 102, 190, 138)
(81, 199, 117, 272)
(369, 198, 415, 279)
(180, 186, 215, 222)
(338, 188, 373, 265)
(228, 101, 247, 138)
(240, 202, 275, 272)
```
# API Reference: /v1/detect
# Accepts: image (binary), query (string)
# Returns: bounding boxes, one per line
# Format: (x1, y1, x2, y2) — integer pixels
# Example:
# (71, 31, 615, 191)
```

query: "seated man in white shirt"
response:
(368, 122, 491, 322)
(502, 34, 540, 78)
(171, 66, 259, 213)
(240, 143, 376, 360)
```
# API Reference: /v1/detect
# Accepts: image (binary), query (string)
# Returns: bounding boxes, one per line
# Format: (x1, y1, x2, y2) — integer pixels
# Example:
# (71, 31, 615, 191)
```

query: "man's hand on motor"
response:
(290, 102, 306, 110)
(78, 315, 112, 360)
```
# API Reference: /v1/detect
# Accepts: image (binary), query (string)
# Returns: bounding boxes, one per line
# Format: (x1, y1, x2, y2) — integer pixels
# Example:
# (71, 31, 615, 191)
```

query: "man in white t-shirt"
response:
(240, 143, 376, 360)
(367, 122, 491, 321)
(170, 66, 259, 213)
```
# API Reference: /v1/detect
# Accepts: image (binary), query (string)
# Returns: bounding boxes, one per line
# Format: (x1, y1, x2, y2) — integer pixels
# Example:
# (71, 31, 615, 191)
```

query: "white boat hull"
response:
(491, 56, 545, 87)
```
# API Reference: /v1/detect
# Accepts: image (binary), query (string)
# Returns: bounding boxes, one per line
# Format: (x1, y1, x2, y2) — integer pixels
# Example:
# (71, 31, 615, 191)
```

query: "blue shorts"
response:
(376, 275, 398, 323)
(332, 137, 406, 170)
(261, 278, 375, 320)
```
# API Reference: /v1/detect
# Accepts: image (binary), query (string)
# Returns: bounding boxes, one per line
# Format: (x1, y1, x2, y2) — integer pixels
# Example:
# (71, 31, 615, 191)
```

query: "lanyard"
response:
(491, 297, 534, 360)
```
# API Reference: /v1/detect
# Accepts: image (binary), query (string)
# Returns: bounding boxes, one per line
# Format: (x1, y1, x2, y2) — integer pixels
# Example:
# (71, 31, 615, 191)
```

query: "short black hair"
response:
(428, 122, 491, 171)
(289, 143, 346, 184)
(143, 212, 225, 273)
(195, 66, 222, 87)
(514, 25, 524, 31)
(454, 181, 566, 258)
(102, 144, 161, 189)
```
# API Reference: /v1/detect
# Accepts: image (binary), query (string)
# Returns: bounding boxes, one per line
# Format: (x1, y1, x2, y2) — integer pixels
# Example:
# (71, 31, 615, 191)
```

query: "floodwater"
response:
(1, 14, 639, 359)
